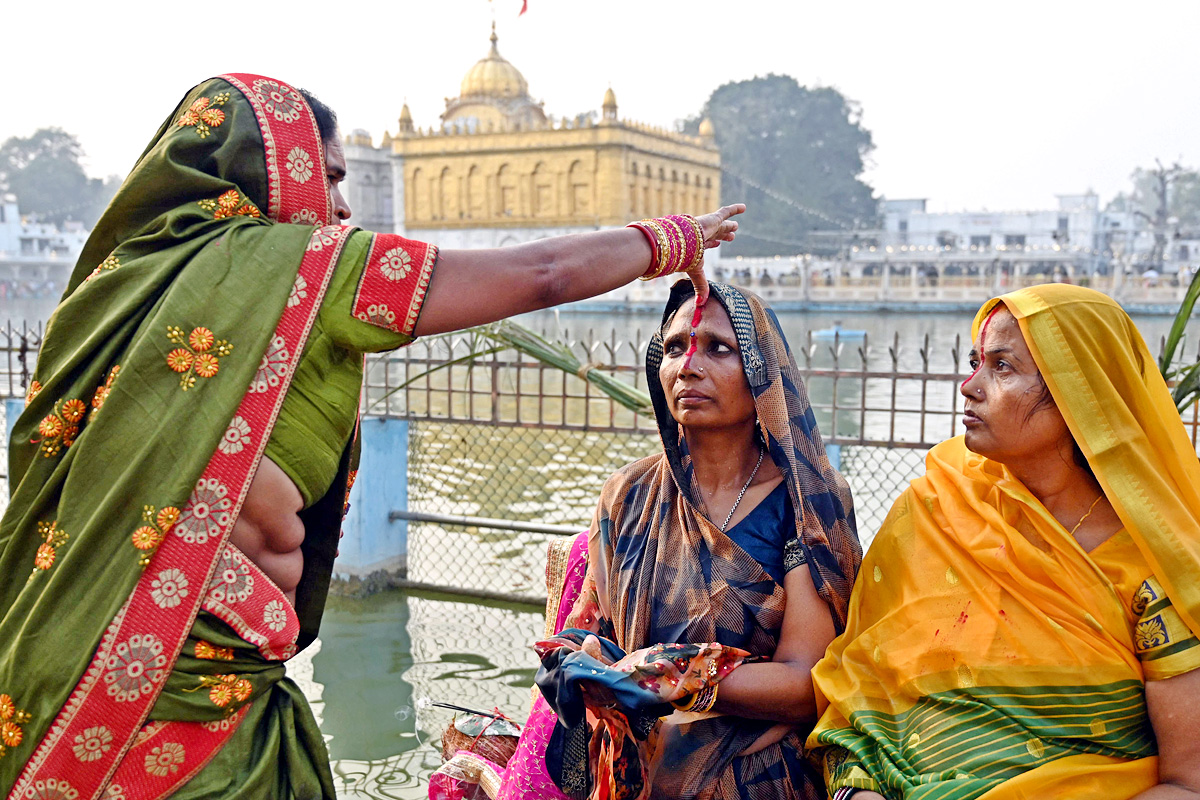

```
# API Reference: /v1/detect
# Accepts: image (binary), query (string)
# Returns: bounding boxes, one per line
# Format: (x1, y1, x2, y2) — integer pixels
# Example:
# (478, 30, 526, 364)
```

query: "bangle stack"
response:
(628, 215, 706, 280)
(671, 681, 719, 714)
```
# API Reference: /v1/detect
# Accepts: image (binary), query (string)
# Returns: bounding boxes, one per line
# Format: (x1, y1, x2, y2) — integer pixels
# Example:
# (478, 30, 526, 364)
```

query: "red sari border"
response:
(351, 233, 438, 338)
(107, 705, 251, 800)
(202, 544, 299, 661)
(219, 74, 333, 227)
(12, 224, 354, 800)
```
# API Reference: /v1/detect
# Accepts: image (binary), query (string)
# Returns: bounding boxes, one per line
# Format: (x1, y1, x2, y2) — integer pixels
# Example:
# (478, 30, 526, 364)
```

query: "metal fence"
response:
(364, 327, 1199, 601)
(3, 321, 1198, 604)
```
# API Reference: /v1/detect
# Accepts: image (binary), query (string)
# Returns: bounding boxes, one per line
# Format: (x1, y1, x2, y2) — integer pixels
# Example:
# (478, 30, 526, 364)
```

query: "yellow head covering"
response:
(975, 284, 1200, 636)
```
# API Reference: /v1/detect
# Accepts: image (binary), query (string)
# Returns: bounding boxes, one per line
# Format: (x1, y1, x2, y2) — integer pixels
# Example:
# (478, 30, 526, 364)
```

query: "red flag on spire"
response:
(520, 0, 527, 13)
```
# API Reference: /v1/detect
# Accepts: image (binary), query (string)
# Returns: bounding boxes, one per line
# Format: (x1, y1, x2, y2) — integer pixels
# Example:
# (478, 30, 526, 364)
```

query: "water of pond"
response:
(293, 589, 544, 799)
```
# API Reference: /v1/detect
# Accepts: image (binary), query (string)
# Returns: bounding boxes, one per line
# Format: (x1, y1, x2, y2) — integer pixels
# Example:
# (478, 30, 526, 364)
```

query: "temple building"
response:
(341, 25, 721, 250)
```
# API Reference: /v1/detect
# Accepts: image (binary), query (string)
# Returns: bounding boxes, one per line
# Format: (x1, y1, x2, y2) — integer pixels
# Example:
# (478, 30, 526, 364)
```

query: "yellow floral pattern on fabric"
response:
(188, 674, 253, 716)
(29, 520, 69, 579)
(85, 253, 120, 283)
(166, 325, 232, 390)
(1130, 575, 1200, 679)
(194, 641, 235, 661)
(89, 365, 120, 421)
(0, 692, 34, 758)
(1136, 616, 1168, 650)
(32, 397, 87, 457)
(1132, 581, 1157, 616)
(198, 189, 261, 220)
(131, 505, 181, 568)
(177, 92, 231, 138)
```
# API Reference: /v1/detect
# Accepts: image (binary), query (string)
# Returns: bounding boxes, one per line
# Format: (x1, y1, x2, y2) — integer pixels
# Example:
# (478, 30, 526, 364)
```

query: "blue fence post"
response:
(825, 443, 842, 471)
(5, 398, 24, 448)
(336, 417, 408, 580)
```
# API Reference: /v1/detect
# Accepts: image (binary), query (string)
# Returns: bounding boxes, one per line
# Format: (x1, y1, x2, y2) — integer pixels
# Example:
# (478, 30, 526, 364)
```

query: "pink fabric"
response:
(429, 532, 587, 800)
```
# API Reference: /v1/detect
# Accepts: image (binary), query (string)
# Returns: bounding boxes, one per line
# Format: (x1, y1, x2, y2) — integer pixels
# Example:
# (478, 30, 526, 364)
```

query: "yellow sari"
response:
(807, 285, 1200, 799)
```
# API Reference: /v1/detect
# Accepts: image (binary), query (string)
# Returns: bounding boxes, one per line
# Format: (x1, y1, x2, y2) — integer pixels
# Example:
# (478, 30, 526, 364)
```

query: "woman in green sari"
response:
(0, 74, 743, 800)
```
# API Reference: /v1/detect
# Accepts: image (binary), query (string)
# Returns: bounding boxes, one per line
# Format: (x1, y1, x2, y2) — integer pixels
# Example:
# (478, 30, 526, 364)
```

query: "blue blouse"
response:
(725, 481, 794, 585)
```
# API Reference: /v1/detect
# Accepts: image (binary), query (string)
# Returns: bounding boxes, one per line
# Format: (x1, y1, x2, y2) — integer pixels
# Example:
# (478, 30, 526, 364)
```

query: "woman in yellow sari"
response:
(808, 284, 1200, 799)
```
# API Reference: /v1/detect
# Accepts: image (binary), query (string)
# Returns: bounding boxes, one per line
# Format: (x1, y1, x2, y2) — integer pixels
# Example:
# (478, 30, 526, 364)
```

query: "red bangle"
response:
(627, 221, 661, 279)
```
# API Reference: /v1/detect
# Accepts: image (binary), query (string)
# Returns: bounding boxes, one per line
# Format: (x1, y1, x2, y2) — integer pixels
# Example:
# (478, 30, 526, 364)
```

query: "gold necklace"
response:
(1068, 494, 1104, 537)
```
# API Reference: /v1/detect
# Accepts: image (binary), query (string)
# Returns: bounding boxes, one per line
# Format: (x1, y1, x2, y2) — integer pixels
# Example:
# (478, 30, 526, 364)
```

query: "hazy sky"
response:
(7, 0, 1198, 213)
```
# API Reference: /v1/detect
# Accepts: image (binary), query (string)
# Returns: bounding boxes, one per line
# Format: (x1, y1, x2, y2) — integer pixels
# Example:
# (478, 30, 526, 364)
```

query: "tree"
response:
(682, 75, 877, 257)
(0, 127, 118, 227)
(1106, 160, 1200, 270)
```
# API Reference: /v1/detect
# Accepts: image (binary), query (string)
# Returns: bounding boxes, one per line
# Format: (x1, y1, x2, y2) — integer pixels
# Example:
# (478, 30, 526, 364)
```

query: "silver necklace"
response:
(719, 447, 765, 532)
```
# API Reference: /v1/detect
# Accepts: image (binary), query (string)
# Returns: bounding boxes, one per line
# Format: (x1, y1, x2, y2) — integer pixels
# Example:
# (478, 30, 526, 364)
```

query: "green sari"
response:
(0, 74, 368, 800)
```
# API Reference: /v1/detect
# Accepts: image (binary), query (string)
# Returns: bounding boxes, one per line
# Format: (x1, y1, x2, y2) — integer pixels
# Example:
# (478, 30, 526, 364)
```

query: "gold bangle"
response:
(671, 692, 698, 712)
(642, 220, 672, 280)
(691, 682, 718, 713)
(684, 215, 706, 271)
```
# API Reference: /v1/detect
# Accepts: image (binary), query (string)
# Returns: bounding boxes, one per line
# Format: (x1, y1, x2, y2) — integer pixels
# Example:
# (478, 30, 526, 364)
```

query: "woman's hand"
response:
(687, 203, 746, 303)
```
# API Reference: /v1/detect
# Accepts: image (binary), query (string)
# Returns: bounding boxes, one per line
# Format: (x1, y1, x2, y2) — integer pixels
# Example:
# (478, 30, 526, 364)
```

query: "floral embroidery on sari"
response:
(131, 505, 181, 568)
(247, 335, 289, 394)
(25, 380, 42, 403)
(248, 78, 304, 124)
(198, 189, 261, 220)
(142, 741, 185, 777)
(351, 233, 438, 337)
(173, 478, 233, 545)
(193, 641, 235, 661)
(187, 674, 253, 716)
(103, 634, 168, 704)
(29, 521, 69, 579)
(89, 365, 120, 421)
(85, 254, 120, 283)
(165, 325, 233, 390)
(0, 693, 34, 758)
(71, 725, 113, 763)
(32, 398, 87, 457)
(176, 92, 231, 138)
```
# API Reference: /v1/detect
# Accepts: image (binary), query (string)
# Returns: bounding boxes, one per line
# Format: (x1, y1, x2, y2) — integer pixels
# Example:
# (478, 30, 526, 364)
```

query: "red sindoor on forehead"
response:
(962, 305, 1003, 388)
(682, 297, 707, 371)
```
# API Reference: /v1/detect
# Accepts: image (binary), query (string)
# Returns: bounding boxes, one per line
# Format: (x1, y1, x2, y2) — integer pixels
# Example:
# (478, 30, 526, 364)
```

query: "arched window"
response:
(568, 160, 591, 216)
(497, 164, 518, 217)
(532, 161, 553, 217)
(466, 165, 485, 219)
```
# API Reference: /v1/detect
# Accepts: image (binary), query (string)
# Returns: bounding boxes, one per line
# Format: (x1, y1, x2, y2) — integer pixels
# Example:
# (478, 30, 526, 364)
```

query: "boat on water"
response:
(811, 321, 867, 340)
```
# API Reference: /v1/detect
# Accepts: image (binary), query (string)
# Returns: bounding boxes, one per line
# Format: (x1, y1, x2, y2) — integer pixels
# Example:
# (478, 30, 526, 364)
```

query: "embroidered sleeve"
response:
(783, 536, 807, 574)
(321, 230, 438, 353)
(1132, 575, 1200, 680)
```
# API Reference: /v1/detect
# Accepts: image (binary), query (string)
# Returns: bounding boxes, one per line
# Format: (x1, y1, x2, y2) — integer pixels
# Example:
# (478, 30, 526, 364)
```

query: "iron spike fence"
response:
(2, 321, 1197, 603)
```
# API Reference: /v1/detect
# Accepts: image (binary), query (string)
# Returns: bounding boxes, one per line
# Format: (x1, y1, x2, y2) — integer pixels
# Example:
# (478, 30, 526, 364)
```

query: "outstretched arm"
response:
(413, 204, 744, 336)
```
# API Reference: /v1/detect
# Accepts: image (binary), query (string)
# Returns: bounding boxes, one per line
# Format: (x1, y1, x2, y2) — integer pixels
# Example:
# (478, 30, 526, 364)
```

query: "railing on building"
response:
(2, 321, 1197, 606)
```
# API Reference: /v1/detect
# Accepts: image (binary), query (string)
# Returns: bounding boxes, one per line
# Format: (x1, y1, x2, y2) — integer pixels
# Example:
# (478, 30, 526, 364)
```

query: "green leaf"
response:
(1159, 267, 1200, 375)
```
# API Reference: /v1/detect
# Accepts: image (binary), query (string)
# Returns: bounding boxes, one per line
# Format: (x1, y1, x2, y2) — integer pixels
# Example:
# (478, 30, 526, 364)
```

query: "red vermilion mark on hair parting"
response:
(682, 297, 707, 370)
(962, 305, 1002, 389)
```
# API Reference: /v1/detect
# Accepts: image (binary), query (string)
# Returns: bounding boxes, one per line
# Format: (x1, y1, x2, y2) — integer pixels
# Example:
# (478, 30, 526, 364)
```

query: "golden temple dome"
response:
(460, 24, 529, 100)
(698, 117, 715, 138)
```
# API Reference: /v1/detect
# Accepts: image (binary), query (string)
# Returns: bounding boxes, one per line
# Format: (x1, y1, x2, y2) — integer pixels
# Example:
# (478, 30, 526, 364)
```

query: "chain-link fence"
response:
(3, 321, 1198, 603)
